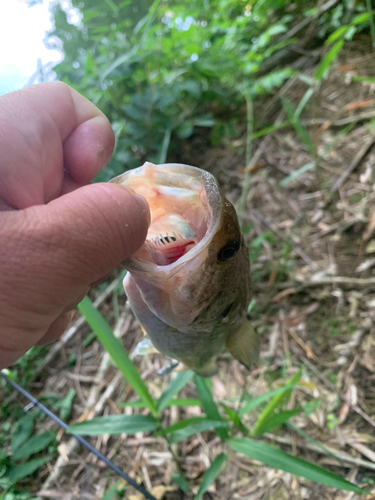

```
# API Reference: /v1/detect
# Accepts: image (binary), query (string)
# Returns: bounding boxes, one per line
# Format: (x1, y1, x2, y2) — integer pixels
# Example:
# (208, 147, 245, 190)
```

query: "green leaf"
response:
(12, 431, 55, 461)
(59, 389, 76, 421)
(164, 417, 210, 434)
(119, 400, 149, 409)
(102, 480, 126, 500)
(78, 297, 158, 417)
(169, 420, 229, 444)
(352, 12, 370, 25)
(120, 397, 201, 409)
(253, 68, 294, 95)
(166, 398, 201, 407)
(171, 473, 190, 492)
(252, 370, 301, 436)
(314, 40, 344, 81)
(326, 25, 349, 44)
(229, 438, 365, 493)
(194, 376, 228, 441)
(67, 414, 158, 436)
(254, 408, 303, 434)
(175, 121, 194, 139)
(100, 46, 138, 81)
(11, 414, 34, 453)
(222, 405, 248, 435)
(239, 385, 298, 417)
(194, 453, 227, 500)
(8, 456, 52, 483)
(157, 371, 194, 412)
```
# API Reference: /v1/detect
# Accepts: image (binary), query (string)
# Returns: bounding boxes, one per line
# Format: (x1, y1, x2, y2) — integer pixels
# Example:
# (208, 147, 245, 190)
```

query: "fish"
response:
(110, 162, 259, 377)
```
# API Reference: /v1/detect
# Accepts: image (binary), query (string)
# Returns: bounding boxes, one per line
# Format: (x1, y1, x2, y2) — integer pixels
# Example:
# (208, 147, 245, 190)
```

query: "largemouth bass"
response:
(111, 162, 259, 377)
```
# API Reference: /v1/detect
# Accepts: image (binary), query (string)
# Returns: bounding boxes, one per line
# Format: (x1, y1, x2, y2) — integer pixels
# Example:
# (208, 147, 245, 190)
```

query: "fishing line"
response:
(0, 372, 158, 500)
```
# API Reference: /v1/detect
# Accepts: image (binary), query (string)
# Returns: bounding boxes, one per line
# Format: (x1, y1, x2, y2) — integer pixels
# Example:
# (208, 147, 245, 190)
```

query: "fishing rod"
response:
(1, 372, 158, 500)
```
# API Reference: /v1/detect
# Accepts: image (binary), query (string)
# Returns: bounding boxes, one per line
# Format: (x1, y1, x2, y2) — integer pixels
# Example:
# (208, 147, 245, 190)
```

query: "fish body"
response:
(111, 162, 258, 376)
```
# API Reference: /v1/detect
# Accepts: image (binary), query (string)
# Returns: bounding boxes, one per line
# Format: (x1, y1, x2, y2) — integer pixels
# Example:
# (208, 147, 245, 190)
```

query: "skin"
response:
(0, 82, 150, 370)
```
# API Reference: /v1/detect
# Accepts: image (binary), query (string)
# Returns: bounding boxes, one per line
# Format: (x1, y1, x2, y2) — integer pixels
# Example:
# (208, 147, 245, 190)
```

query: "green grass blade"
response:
(279, 162, 316, 187)
(252, 370, 301, 436)
(194, 453, 227, 500)
(158, 127, 172, 164)
(170, 420, 229, 444)
(322, 122, 356, 156)
(251, 120, 291, 140)
(77, 296, 158, 416)
(351, 76, 375, 84)
(194, 375, 229, 441)
(239, 385, 298, 417)
(229, 438, 365, 493)
(157, 371, 194, 412)
(295, 87, 315, 119)
(314, 40, 344, 81)
(282, 99, 315, 155)
(67, 414, 158, 435)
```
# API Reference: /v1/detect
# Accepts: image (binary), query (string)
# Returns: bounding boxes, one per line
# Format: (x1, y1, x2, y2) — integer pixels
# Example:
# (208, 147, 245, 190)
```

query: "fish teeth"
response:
(147, 231, 184, 247)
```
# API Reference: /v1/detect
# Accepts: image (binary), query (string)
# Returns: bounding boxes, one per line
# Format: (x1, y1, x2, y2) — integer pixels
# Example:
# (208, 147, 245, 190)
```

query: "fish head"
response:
(111, 162, 257, 374)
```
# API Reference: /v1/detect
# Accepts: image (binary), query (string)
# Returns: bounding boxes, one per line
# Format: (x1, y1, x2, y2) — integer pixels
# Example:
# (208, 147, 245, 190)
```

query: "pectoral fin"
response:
(193, 360, 218, 377)
(226, 321, 259, 370)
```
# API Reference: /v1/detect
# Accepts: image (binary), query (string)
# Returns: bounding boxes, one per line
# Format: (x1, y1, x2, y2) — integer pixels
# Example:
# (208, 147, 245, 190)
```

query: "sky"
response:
(0, 0, 63, 95)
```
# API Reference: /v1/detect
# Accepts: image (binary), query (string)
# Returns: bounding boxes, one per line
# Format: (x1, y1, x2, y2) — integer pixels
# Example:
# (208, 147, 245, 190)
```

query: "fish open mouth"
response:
(111, 162, 221, 270)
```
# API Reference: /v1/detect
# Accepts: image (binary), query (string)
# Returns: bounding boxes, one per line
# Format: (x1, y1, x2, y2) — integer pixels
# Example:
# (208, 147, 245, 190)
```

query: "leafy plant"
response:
(0, 412, 56, 498)
(69, 296, 366, 496)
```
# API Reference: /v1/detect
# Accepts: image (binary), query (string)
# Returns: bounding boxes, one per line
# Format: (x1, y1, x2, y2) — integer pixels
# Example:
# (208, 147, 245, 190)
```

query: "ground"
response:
(1, 38, 375, 500)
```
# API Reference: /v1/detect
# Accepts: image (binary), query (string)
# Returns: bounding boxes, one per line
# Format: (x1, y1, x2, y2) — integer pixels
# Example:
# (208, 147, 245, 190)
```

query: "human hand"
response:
(0, 82, 150, 369)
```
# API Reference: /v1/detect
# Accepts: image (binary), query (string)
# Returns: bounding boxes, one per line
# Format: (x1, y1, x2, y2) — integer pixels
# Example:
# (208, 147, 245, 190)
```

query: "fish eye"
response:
(217, 240, 240, 262)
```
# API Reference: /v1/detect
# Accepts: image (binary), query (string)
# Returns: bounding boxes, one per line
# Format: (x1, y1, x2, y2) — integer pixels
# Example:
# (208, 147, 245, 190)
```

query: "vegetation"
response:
(1, 0, 375, 498)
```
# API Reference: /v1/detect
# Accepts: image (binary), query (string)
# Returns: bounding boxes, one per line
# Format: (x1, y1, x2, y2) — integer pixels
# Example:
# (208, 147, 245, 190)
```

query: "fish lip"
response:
(113, 163, 223, 277)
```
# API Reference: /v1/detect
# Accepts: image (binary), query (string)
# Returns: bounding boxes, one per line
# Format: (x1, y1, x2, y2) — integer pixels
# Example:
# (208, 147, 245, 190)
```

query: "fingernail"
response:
(124, 187, 151, 227)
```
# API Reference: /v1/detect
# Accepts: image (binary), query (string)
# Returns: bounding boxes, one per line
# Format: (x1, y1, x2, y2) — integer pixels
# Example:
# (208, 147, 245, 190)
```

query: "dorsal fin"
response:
(226, 321, 259, 370)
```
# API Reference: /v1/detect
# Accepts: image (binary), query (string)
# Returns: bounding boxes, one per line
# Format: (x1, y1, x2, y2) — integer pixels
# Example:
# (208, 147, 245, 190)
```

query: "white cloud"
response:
(0, 0, 62, 95)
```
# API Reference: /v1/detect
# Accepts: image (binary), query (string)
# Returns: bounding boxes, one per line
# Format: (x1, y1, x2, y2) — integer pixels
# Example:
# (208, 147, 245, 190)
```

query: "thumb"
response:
(1, 183, 150, 318)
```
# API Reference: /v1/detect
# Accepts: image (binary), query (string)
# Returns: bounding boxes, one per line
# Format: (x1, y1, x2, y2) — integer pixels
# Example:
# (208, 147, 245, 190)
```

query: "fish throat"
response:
(146, 234, 196, 265)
